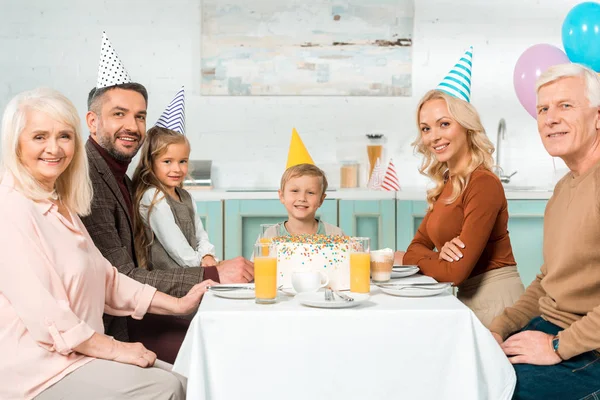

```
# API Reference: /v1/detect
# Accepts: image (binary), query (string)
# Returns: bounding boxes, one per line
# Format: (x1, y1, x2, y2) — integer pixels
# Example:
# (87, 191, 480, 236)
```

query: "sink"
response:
(225, 189, 337, 192)
(225, 189, 278, 192)
(502, 185, 551, 192)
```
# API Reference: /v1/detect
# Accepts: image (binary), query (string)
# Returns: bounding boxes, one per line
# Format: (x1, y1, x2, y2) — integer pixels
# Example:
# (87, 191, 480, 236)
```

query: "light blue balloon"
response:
(562, 2, 600, 72)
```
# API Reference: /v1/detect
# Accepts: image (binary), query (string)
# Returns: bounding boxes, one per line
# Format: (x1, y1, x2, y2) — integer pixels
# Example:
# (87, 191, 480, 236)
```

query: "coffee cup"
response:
(291, 271, 329, 293)
(370, 248, 394, 283)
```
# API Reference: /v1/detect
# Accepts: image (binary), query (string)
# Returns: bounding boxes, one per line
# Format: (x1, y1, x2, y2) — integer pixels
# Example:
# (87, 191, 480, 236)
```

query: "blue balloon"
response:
(562, 2, 600, 72)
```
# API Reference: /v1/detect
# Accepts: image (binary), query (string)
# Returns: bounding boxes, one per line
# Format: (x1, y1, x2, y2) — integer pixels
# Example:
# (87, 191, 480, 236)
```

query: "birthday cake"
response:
(273, 234, 353, 290)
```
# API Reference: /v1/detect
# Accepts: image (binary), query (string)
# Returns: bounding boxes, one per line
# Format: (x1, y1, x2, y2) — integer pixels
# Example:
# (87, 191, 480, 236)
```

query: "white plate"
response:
(295, 291, 369, 309)
(391, 265, 420, 278)
(279, 287, 298, 296)
(379, 283, 450, 297)
(210, 284, 255, 299)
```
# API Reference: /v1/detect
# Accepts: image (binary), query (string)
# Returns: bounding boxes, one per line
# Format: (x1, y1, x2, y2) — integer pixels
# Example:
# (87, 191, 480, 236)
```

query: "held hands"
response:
(216, 256, 254, 283)
(439, 237, 465, 262)
(176, 279, 218, 315)
(500, 331, 562, 365)
(201, 255, 218, 267)
(110, 340, 157, 368)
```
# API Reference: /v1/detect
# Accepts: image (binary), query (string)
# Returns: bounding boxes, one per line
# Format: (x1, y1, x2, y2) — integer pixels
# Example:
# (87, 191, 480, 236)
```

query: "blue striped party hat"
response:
(436, 46, 473, 103)
(155, 87, 186, 135)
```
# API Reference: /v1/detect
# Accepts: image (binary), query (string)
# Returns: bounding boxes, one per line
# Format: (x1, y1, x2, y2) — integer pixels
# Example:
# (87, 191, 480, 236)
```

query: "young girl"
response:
(132, 126, 218, 270)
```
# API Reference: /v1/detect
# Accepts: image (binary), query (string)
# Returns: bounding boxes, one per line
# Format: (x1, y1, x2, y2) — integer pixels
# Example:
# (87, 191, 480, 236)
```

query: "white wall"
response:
(0, 0, 579, 189)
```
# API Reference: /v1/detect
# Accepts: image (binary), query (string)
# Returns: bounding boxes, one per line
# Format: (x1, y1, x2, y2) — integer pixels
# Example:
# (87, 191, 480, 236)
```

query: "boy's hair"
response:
(131, 126, 190, 268)
(280, 163, 328, 195)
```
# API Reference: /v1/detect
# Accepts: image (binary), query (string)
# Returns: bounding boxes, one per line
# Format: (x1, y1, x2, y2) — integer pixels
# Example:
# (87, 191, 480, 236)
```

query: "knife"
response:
(208, 285, 254, 291)
(333, 290, 354, 302)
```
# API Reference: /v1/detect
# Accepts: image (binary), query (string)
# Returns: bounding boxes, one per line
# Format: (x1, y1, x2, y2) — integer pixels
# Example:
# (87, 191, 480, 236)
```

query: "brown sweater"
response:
(489, 159, 600, 360)
(404, 167, 517, 285)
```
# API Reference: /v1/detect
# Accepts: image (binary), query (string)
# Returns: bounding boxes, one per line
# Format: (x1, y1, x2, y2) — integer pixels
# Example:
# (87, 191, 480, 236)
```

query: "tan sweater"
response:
(489, 159, 600, 360)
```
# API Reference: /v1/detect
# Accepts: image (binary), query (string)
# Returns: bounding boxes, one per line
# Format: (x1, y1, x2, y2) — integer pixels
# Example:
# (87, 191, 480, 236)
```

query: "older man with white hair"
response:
(489, 63, 600, 399)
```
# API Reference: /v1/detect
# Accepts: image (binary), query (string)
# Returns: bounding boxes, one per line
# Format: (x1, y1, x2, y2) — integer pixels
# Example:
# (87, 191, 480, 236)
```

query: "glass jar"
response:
(340, 161, 359, 188)
(366, 134, 385, 180)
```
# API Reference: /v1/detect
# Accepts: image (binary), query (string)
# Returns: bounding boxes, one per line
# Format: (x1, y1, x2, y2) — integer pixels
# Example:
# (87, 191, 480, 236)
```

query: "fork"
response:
(333, 290, 354, 302)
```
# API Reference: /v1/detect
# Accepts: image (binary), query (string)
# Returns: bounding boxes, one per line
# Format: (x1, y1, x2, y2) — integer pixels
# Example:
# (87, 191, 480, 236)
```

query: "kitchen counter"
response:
(186, 187, 554, 201)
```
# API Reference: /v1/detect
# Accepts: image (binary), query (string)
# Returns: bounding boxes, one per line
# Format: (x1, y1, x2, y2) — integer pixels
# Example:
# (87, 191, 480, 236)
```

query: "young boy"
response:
(263, 163, 343, 238)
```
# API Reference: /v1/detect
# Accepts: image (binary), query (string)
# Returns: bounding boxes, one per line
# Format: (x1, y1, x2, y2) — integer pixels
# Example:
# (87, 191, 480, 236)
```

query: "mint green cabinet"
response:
(396, 200, 428, 251)
(194, 201, 224, 261)
(224, 199, 338, 259)
(338, 200, 396, 250)
(395, 199, 547, 287)
(507, 200, 546, 287)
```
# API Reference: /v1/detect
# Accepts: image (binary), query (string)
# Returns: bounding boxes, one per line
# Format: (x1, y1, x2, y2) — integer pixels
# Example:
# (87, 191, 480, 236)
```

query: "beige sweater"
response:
(489, 159, 600, 360)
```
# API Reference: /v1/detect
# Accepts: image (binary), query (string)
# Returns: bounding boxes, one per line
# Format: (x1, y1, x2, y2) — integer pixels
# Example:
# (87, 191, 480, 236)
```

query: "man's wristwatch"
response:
(552, 335, 562, 359)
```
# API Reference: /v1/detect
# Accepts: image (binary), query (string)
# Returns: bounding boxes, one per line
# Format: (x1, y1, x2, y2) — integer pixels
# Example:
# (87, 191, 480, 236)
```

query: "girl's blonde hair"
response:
(0, 87, 93, 215)
(132, 126, 190, 268)
(413, 90, 495, 210)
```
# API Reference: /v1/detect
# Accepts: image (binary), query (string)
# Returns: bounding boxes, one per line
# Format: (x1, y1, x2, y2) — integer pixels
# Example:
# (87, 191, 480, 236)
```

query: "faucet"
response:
(495, 118, 517, 184)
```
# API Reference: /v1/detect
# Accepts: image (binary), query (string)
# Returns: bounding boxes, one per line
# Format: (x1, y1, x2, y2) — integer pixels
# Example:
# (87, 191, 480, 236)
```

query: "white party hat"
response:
(155, 87, 186, 135)
(381, 159, 400, 191)
(367, 157, 384, 190)
(96, 31, 132, 89)
(436, 46, 473, 103)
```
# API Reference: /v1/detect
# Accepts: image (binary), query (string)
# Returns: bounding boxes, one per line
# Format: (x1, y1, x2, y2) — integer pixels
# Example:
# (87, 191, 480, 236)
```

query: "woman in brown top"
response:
(395, 89, 524, 327)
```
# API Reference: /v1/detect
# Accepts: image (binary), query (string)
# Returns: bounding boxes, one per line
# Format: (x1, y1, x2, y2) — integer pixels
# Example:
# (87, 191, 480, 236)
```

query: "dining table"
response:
(173, 274, 516, 400)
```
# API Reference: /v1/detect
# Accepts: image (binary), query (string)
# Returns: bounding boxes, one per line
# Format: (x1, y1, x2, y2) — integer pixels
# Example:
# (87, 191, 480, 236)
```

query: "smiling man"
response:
(80, 33, 253, 364)
(489, 63, 600, 400)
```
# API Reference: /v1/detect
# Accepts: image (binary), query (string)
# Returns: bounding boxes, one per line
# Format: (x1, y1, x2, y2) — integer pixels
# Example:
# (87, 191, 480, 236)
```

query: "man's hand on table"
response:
(217, 256, 254, 283)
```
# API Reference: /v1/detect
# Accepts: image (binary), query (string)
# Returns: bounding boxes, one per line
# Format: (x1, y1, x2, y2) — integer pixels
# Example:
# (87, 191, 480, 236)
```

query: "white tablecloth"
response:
(173, 275, 516, 400)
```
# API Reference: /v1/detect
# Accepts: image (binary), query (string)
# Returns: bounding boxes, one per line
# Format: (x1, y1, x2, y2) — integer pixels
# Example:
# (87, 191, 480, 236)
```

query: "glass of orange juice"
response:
(254, 243, 278, 304)
(350, 237, 371, 293)
(259, 224, 276, 255)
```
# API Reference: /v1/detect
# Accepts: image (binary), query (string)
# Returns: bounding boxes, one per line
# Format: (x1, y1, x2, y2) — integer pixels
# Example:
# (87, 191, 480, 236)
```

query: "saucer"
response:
(209, 284, 255, 300)
(378, 282, 450, 297)
(295, 291, 369, 309)
(391, 265, 420, 278)
(279, 287, 298, 296)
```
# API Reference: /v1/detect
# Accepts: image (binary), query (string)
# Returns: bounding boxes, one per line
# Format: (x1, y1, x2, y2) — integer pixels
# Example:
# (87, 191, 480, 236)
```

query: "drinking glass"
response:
(350, 237, 371, 293)
(254, 243, 278, 304)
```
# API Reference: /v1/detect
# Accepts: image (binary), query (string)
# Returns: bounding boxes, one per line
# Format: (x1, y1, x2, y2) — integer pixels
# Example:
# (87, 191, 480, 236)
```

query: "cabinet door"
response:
(507, 200, 546, 287)
(194, 201, 224, 261)
(396, 200, 428, 251)
(338, 200, 395, 250)
(396, 199, 547, 287)
(224, 199, 338, 260)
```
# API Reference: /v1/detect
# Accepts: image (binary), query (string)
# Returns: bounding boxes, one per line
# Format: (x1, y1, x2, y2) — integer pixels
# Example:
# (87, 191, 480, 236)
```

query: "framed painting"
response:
(201, 0, 414, 96)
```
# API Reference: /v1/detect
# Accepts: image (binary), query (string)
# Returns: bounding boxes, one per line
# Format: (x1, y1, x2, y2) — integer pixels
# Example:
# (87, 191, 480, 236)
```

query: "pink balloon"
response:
(513, 44, 570, 118)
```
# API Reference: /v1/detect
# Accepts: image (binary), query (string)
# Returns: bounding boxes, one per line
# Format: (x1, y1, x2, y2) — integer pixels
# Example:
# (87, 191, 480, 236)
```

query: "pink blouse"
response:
(0, 173, 157, 399)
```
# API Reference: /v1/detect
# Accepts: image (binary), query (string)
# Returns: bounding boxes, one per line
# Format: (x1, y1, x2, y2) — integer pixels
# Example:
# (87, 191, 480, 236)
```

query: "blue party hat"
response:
(155, 87, 186, 135)
(436, 46, 473, 103)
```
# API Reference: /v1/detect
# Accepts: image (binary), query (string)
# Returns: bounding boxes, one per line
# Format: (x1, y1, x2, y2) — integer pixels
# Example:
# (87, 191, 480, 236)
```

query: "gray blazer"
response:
(81, 140, 204, 340)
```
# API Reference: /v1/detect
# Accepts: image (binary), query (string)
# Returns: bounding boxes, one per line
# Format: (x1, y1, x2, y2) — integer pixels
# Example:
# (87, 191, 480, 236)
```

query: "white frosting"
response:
(276, 242, 351, 290)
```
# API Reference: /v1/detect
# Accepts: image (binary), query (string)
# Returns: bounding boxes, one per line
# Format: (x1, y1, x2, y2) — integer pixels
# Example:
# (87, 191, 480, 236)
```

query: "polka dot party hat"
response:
(96, 31, 132, 89)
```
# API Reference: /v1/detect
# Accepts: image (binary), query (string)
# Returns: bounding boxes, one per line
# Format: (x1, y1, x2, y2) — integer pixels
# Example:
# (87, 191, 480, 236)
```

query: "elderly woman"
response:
(0, 88, 215, 399)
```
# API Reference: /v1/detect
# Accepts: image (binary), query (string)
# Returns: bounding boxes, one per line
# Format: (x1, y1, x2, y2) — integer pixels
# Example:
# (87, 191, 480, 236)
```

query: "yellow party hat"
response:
(286, 128, 314, 168)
